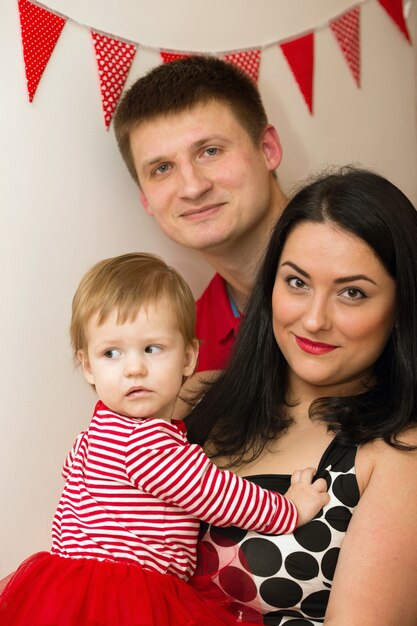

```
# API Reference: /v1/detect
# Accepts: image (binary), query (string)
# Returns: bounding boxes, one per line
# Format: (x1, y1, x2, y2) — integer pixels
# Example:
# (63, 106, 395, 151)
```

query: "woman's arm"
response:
(325, 432, 417, 625)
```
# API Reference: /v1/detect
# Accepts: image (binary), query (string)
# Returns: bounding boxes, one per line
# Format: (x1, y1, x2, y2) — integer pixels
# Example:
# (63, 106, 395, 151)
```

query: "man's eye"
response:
(145, 345, 162, 354)
(204, 147, 219, 156)
(104, 349, 121, 359)
(153, 163, 171, 176)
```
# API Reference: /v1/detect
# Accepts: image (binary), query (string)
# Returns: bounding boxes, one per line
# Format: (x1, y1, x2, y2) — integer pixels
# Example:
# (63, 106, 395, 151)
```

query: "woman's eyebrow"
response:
(280, 261, 310, 278)
(334, 274, 377, 285)
(280, 261, 377, 285)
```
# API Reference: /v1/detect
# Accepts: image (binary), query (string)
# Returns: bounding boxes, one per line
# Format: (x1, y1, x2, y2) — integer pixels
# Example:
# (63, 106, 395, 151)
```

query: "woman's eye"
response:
(104, 349, 121, 359)
(341, 287, 366, 300)
(286, 276, 308, 290)
(145, 345, 162, 354)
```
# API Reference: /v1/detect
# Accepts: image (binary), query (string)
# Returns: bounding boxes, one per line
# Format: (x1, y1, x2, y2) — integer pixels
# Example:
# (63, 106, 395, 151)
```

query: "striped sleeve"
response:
(125, 420, 297, 535)
(62, 432, 86, 479)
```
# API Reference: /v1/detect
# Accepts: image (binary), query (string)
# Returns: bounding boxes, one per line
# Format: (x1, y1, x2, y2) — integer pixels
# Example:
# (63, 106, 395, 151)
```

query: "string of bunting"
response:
(17, 0, 412, 128)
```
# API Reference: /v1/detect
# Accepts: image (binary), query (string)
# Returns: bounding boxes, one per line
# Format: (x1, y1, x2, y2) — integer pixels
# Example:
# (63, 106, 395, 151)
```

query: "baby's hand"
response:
(285, 467, 330, 527)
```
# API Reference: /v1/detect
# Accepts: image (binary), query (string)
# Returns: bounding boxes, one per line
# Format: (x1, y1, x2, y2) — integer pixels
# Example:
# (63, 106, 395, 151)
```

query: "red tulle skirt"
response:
(0, 552, 262, 626)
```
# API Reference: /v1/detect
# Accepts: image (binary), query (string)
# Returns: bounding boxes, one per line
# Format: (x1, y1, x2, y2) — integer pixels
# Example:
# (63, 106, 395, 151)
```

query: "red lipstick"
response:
(295, 335, 338, 355)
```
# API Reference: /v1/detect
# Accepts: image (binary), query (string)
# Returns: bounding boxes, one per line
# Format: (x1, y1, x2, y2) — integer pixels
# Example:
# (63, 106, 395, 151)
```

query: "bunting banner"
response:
(377, 0, 411, 40)
(18, 0, 66, 102)
(330, 7, 361, 86)
(223, 50, 262, 83)
(91, 31, 137, 128)
(280, 34, 314, 113)
(17, 0, 413, 125)
(160, 52, 190, 64)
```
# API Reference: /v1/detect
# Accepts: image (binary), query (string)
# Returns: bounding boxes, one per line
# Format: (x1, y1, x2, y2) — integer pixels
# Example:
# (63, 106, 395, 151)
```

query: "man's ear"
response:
(183, 339, 200, 378)
(140, 190, 154, 216)
(261, 124, 283, 171)
(77, 350, 95, 386)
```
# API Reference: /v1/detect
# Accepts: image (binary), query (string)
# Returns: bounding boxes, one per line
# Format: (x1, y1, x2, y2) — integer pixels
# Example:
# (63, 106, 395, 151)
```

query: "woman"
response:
(186, 167, 417, 625)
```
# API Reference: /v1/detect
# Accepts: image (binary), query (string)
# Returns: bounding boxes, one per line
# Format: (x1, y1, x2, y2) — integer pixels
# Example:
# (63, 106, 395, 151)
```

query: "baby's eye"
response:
(104, 348, 121, 359)
(145, 345, 162, 354)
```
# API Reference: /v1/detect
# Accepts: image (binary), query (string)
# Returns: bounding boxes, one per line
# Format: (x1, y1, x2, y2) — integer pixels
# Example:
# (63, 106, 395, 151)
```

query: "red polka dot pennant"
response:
(280, 33, 314, 114)
(160, 52, 191, 64)
(18, 0, 66, 102)
(224, 50, 261, 83)
(330, 7, 361, 87)
(91, 31, 137, 129)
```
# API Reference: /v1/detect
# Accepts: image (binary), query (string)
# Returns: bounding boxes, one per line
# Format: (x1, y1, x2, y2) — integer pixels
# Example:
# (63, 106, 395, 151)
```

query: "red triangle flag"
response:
(330, 7, 361, 87)
(160, 52, 191, 64)
(91, 31, 137, 129)
(377, 0, 411, 42)
(224, 50, 262, 83)
(18, 0, 66, 102)
(280, 33, 314, 114)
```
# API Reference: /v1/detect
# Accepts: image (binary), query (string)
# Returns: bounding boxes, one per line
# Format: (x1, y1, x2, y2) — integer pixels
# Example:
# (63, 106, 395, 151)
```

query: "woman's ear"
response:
(77, 349, 95, 386)
(183, 339, 200, 378)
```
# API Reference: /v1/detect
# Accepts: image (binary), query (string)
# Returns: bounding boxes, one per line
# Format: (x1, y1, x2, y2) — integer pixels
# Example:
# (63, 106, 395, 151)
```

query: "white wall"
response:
(0, 0, 416, 576)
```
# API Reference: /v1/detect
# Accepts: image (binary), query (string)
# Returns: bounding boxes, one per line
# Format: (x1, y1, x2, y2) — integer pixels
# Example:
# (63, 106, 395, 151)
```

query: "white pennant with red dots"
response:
(91, 31, 137, 129)
(330, 6, 361, 87)
(18, 0, 66, 102)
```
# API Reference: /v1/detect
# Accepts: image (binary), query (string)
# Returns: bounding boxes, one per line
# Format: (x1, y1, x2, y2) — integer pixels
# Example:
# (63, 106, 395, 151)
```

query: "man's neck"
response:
(202, 179, 287, 312)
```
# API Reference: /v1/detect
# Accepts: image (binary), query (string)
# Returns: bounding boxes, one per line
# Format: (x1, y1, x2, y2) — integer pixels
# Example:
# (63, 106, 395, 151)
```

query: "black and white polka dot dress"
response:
(194, 436, 359, 625)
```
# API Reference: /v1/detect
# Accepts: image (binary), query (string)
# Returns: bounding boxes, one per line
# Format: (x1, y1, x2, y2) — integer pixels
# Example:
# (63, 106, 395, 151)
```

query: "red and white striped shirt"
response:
(52, 401, 297, 580)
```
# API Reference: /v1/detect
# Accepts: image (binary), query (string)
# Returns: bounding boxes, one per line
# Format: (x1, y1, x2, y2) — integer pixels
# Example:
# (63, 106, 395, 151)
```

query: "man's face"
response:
(130, 101, 282, 253)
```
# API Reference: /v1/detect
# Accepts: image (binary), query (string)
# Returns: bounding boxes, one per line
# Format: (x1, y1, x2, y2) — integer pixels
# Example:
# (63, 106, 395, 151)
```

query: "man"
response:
(114, 56, 287, 373)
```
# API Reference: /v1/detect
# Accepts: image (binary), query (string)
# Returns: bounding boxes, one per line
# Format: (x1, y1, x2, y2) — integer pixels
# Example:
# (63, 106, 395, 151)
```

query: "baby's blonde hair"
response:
(70, 252, 196, 357)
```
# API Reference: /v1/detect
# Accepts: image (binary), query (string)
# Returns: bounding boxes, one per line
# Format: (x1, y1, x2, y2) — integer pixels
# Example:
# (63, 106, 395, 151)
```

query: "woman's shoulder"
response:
(355, 426, 417, 493)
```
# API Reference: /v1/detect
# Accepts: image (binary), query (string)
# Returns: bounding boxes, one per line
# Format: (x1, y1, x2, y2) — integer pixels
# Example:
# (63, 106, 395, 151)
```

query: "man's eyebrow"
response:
(142, 136, 231, 169)
(280, 261, 377, 285)
(191, 135, 230, 149)
(142, 155, 169, 169)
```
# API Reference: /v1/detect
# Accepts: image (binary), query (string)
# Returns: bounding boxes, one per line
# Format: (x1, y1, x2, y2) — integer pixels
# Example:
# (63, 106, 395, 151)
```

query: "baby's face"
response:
(78, 300, 198, 420)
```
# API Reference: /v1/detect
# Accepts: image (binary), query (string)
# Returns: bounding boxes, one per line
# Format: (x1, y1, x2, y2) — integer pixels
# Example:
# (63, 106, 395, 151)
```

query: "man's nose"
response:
(177, 162, 213, 200)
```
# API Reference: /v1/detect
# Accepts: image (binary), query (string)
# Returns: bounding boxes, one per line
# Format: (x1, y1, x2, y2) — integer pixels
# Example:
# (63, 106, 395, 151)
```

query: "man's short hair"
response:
(70, 252, 196, 357)
(114, 56, 269, 184)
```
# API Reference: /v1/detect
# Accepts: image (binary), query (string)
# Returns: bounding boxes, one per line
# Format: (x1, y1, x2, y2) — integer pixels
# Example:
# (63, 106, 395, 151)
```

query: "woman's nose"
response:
(302, 295, 331, 333)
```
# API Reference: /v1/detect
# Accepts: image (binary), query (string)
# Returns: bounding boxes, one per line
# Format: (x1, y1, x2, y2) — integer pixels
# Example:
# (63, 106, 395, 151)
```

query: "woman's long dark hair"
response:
(186, 167, 417, 462)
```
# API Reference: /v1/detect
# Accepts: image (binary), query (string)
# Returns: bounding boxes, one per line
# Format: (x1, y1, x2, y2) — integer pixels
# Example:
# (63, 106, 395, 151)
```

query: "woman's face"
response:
(272, 221, 396, 399)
